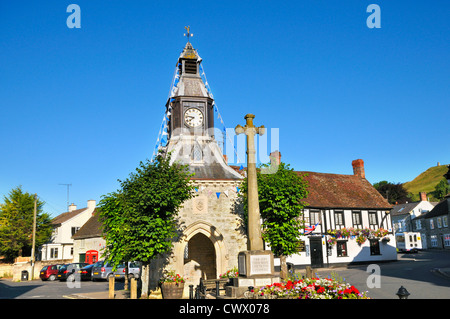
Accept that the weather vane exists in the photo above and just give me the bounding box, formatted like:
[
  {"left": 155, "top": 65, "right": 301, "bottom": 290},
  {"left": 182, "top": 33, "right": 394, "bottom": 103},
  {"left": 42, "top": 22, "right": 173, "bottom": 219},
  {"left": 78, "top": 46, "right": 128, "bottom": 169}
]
[{"left": 184, "top": 26, "right": 193, "bottom": 42}]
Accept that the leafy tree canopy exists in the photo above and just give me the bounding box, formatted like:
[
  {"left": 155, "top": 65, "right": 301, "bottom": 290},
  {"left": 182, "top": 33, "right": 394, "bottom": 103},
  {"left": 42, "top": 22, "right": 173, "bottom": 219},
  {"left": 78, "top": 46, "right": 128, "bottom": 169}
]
[
  {"left": 373, "top": 181, "right": 412, "bottom": 204},
  {"left": 240, "top": 162, "right": 309, "bottom": 257},
  {"left": 431, "top": 178, "right": 450, "bottom": 201},
  {"left": 0, "top": 186, "right": 52, "bottom": 262},
  {"left": 98, "top": 152, "right": 196, "bottom": 268}
]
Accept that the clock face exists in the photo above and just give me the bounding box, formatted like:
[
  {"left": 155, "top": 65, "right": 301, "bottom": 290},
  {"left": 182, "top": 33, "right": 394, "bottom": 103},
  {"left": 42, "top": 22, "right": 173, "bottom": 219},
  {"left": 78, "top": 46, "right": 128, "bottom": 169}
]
[{"left": 184, "top": 108, "right": 204, "bottom": 127}]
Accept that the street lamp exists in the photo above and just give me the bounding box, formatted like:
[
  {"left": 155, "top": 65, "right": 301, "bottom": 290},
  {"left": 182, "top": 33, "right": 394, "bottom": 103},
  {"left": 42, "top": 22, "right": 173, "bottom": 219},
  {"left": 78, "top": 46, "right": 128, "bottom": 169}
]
[{"left": 396, "top": 286, "right": 410, "bottom": 299}]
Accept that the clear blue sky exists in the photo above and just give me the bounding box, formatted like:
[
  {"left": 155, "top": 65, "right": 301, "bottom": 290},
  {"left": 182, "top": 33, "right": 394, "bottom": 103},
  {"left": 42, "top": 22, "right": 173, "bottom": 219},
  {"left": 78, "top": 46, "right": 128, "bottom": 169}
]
[{"left": 1, "top": 1, "right": 449, "bottom": 217}]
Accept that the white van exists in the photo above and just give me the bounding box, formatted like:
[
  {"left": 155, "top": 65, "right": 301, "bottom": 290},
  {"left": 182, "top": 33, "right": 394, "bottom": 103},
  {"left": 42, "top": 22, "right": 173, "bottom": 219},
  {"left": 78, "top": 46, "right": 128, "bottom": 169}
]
[{"left": 396, "top": 232, "right": 422, "bottom": 253}]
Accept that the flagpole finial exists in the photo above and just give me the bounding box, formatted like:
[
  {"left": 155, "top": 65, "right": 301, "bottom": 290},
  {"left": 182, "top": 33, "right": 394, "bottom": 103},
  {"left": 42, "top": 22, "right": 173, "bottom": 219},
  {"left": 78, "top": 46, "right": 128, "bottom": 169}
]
[{"left": 184, "top": 26, "right": 193, "bottom": 42}]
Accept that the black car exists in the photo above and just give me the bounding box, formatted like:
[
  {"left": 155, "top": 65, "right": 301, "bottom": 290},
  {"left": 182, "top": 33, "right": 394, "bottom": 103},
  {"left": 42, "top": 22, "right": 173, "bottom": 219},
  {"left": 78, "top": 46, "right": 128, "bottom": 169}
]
[
  {"left": 78, "top": 263, "right": 95, "bottom": 281},
  {"left": 57, "top": 263, "right": 88, "bottom": 281}
]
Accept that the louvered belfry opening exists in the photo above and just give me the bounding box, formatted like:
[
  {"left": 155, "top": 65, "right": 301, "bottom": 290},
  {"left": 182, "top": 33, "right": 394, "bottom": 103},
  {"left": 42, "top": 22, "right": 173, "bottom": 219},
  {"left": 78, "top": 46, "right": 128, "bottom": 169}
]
[{"left": 184, "top": 59, "right": 197, "bottom": 74}]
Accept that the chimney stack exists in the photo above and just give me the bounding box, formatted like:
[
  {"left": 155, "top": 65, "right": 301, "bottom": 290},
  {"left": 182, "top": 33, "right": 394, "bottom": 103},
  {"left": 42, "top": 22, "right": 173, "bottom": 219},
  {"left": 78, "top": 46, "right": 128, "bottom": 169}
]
[
  {"left": 352, "top": 159, "right": 365, "bottom": 179},
  {"left": 270, "top": 150, "right": 281, "bottom": 166},
  {"left": 87, "top": 199, "right": 96, "bottom": 210},
  {"left": 68, "top": 203, "right": 77, "bottom": 212},
  {"left": 419, "top": 192, "right": 427, "bottom": 202}
]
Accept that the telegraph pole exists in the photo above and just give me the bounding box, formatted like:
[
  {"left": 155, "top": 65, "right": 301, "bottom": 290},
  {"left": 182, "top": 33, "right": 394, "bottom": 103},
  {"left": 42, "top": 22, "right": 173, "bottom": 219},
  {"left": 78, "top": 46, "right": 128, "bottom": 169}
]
[
  {"left": 30, "top": 194, "right": 37, "bottom": 280},
  {"left": 59, "top": 183, "right": 72, "bottom": 212}
]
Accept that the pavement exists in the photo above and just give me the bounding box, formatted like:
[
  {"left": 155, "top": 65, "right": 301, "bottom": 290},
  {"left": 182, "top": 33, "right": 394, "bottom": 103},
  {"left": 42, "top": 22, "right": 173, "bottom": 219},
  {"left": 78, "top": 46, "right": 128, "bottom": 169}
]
[
  {"left": 66, "top": 287, "right": 163, "bottom": 299},
  {"left": 64, "top": 290, "right": 130, "bottom": 299},
  {"left": 433, "top": 268, "right": 450, "bottom": 279}
]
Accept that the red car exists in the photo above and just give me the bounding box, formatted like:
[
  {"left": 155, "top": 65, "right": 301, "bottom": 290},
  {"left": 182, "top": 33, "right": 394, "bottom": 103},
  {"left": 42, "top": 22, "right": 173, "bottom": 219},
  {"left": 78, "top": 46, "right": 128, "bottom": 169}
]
[{"left": 39, "top": 264, "right": 64, "bottom": 281}]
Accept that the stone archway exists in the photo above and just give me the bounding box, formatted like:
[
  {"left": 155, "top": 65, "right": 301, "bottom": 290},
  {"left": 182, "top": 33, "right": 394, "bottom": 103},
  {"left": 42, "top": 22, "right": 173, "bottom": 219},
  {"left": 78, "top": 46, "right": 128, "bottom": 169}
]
[
  {"left": 172, "top": 221, "right": 228, "bottom": 286},
  {"left": 184, "top": 233, "right": 216, "bottom": 280}
]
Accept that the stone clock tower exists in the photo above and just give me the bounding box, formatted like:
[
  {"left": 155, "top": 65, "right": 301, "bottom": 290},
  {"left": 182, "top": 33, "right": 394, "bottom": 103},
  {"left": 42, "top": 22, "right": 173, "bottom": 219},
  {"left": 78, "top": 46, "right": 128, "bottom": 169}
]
[
  {"left": 151, "top": 37, "right": 247, "bottom": 296},
  {"left": 162, "top": 40, "right": 242, "bottom": 180}
]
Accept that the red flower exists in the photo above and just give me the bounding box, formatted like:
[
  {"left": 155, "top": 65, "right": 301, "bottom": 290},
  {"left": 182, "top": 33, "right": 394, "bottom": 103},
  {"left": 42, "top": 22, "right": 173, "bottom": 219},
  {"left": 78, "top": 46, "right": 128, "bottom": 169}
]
[{"left": 286, "top": 281, "right": 294, "bottom": 289}]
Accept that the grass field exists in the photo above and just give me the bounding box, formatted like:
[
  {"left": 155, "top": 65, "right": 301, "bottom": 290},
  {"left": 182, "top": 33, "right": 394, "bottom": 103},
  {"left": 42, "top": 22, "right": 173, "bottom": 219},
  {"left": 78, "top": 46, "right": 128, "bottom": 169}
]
[{"left": 403, "top": 164, "right": 449, "bottom": 201}]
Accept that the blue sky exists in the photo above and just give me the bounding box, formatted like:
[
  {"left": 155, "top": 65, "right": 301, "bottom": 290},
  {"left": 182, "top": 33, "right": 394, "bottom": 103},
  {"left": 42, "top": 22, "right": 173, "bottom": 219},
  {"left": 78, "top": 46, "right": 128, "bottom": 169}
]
[{"left": 1, "top": 1, "right": 449, "bottom": 217}]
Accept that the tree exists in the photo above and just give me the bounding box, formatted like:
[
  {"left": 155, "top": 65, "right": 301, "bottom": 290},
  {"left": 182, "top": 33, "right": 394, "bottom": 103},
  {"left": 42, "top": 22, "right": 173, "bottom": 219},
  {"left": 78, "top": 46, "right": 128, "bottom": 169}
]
[
  {"left": 240, "top": 162, "right": 309, "bottom": 279},
  {"left": 0, "top": 186, "right": 52, "bottom": 262},
  {"left": 98, "top": 152, "right": 196, "bottom": 298},
  {"left": 431, "top": 178, "right": 450, "bottom": 201},
  {"left": 373, "top": 181, "right": 412, "bottom": 204}
]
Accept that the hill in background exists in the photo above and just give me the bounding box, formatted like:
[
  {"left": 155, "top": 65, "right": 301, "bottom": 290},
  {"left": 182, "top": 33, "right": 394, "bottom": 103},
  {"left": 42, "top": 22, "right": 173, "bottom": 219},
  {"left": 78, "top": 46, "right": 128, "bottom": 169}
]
[{"left": 403, "top": 164, "right": 449, "bottom": 202}]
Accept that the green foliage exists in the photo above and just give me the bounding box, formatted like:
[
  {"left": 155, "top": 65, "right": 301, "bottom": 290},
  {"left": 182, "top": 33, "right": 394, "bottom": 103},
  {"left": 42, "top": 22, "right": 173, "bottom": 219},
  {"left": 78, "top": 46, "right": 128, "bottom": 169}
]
[
  {"left": 0, "top": 186, "right": 52, "bottom": 262},
  {"left": 98, "top": 152, "right": 196, "bottom": 269},
  {"left": 431, "top": 178, "right": 450, "bottom": 201},
  {"left": 373, "top": 181, "right": 412, "bottom": 204},
  {"left": 240, "top": 162, "right": 309, "bottom": 257}
]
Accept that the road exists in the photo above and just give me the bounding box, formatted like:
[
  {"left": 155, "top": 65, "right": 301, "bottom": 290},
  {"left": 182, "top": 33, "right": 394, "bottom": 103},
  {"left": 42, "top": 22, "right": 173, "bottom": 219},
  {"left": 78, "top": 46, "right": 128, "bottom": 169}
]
[
  {"left": 0, "top": 277, "right": 124, "bottom": 299},
  {"left": 313, "top": 250, "right": 450, "bottom": 299},
  {"left": 1, "top": 250, "right": 450, "bottom": 299}
]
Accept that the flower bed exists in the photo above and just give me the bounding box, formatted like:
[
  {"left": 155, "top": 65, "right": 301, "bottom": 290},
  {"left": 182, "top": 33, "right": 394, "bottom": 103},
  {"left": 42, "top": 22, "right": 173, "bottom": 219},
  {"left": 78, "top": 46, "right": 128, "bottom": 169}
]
[{"left": 255, "top": 277, "right": 369, "bottom": 299}]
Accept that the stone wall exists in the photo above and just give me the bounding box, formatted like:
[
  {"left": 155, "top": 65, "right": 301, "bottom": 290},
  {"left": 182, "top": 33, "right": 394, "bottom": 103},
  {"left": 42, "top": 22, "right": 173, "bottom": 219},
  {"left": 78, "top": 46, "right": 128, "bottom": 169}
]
[
  {"left": 6, "top": 259, "right": 73, "bottom": 281},
  {"left": 149, "top": 179, "right": 247, "bottom": 297}
]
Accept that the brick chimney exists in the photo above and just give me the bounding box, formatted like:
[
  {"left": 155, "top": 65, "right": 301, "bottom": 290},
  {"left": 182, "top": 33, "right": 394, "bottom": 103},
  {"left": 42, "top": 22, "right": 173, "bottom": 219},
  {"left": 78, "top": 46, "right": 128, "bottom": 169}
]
[
  {"left": 68, "top": 203, "right": 77, "bottom": 212},
  {"left": 270, "top": 150, "right": 281, "bottom": 166},
  {"left": 352, "top": 159, "right": 365, "bottom": 178},
  {"left": 419, "top": 192, "right": 427, "bottom": 202}
]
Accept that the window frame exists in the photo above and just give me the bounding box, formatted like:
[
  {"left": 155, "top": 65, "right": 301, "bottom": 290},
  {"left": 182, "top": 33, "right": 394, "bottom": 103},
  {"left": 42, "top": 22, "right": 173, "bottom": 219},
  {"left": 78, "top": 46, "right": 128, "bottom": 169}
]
[
  {"left": 310, "top": 210, "right": 321, "bottom": 226},
  {"left": 352, "top": 211, "right": 362, "bottom": 228},
  {"left": 336, "top": 240, "right": 348, "bottom": 257},
  {"left": 368, "top": 211, "right": 378, "bottom": 229},
  {"left": 334, "top": 211, "right": 345, "bottom": 229}
]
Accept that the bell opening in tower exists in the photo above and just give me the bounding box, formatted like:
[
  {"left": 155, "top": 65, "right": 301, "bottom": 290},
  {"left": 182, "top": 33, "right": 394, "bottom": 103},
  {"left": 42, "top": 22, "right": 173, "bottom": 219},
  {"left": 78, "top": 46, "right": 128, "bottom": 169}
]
[{"left": 184, "top": 59, "right": 197, "bottom": 75}]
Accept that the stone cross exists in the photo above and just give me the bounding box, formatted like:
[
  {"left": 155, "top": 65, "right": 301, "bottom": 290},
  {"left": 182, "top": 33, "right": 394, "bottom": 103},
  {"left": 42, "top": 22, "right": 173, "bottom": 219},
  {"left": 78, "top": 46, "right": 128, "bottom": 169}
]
[{"left": 235, "top": 114, "right": 266, "bottom": 251}]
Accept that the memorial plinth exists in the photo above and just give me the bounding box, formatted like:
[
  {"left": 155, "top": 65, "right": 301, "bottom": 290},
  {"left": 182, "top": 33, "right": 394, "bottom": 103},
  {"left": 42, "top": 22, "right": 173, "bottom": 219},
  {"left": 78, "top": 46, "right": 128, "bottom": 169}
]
[{"left": 226, "top": 250, "right": 279, "bottom": 298}]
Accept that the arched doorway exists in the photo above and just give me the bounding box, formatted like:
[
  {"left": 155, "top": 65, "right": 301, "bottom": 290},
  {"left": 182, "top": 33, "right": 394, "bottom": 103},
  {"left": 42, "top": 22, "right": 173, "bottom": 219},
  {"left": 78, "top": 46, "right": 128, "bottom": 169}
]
[{"left": 184, "top": 233, "right": 216, "bottom": 280}]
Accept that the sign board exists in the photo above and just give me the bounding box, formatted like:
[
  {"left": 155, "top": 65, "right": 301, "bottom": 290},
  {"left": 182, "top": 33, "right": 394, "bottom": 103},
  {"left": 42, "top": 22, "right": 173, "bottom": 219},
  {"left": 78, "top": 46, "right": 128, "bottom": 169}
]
[{"left": 297, "top": 240, "right": 306, "bottom": 252}]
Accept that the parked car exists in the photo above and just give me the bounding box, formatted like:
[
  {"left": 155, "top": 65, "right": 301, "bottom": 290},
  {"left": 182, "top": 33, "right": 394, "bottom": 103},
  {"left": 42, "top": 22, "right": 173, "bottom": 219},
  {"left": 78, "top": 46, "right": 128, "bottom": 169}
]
[
  {"left": 57, "top": 263, "right": 88, "bottom": 281},
  {"left": 91, "top": 260, "right": 123, "bottom": 281},
  {"left": 114, "top": 261, "right": 142, "bottom": 281},
  {"left": 39, "top": 264, "right": 64, "bottom": 281},
  {"left": 78, "top": 263, "right": 95, "bottom": 281}
]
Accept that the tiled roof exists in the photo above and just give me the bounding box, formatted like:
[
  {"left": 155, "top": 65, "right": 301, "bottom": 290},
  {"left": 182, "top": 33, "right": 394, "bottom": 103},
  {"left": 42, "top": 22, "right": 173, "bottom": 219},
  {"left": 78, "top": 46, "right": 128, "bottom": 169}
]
[
  {"left": 51, "top": 207, "right": 88, "bottom": 226},
  {"left": 423, "top": 195, "right": 450, "bottom": 219},
  {"left": 298, "top": 171, "right": 392, "bottom": 210},
  {"left": 230, "top": 165, "right": 391, "bottom": 210},
  {"left": 71, "top": 209, "right": 103, "bottom": 239},
  {"left": 390, "top": 202, "right": 421, "bottom": 216}
]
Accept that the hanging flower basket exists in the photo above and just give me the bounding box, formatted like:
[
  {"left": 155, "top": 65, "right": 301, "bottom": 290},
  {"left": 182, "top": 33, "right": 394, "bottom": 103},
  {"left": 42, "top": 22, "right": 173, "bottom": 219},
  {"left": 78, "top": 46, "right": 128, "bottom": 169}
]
[{"left": 327, "top": 227, "right": 390, "bottom": 246}]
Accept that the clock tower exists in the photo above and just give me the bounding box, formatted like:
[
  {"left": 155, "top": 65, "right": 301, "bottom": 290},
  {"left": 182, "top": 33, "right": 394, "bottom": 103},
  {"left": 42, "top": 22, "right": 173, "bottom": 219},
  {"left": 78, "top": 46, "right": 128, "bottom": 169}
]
[
  {"left": 149, "top": 31, "right": 247, "bottom": 295},
  {"left": 162, "top": 40, "right": 242, "bottom": 180}
]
